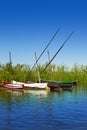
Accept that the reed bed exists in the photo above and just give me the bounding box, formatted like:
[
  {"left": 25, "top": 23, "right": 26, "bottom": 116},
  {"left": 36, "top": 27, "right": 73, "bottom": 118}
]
[{"left": 0, "top": 63, "right": 87, "bottom": 85}]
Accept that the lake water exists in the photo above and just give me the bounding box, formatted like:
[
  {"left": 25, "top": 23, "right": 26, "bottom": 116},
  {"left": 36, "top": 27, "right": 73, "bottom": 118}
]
[{"left": 0, "top": 86, "right": 87, "bottom": 130}]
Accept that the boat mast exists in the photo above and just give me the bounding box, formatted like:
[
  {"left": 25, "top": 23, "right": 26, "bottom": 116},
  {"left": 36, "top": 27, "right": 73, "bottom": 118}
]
[
  {"left": 35, "top": 51, "right": 41, "bottom": 83},
  {"left": 47, "top": 50, "right": 52, "bottom": 80},
  {"left": 9, "top": 51, "right": 12, "bottom": 79},
  {"left": 9, "top": 51, "right": 12, "bottom": 66},
  {"left": 31, "top": 28, "right": 60, "bottom": 71},
  {"left": 41, "top": 32, "right": 74, "bottom": 74}
]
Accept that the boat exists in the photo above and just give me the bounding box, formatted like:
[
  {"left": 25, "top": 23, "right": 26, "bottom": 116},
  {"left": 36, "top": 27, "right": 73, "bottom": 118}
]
[
  {"left": 12, "top": 80, "right": 48, "bottom": 90},
  {"left": 59, "top": 80, "right": 78, "bottom": 85},
  {"left": 41, "top": 79, "right": 77, "bottom": 90},
  {"left": 46, "top": 81, "right": 61, "bottom": 91},
  {"left": 3, "top": 82, "right": 24, "bottom": 89}
]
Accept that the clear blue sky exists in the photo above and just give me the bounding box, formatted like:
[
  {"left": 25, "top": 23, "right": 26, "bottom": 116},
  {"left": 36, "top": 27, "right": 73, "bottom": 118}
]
[{"left": 0, "top": 0, "right": 87, "bottom": 68}]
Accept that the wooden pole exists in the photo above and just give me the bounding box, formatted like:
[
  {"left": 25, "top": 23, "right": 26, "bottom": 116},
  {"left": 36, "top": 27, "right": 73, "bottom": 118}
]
[
  {"left": 31, "top": 28, "right": 60, "bottom": 70},
  {"left": 35, "top": 51, "right": 41, "bottom": 83},
  {"left": 9, "top": 51, "right": 12, "bottom": 79},
  {"left": 47, "top": 51, "right": 53, "bottom": 80},
  {"left": 41, "top": 32, "right": 74, "bottom": 74}
]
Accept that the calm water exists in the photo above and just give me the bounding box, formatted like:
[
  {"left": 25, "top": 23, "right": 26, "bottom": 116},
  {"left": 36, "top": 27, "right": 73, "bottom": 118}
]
[{"left": 0, "top": 86, "right": 87, "bottom": 130}]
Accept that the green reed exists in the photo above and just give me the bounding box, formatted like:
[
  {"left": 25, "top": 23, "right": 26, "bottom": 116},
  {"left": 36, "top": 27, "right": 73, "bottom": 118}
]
[{"left": 0, "top": 62, "right": 87, "bottom": 85}]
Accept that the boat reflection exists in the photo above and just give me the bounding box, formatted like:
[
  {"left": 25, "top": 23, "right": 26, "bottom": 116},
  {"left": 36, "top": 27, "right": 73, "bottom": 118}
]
[
  {"left": 4, "top": 89, "right": 49, "bottom": 97},
  {"left": 5, "top": 89, "right": 24, "bottom": 96},
  {"left": 23, "top": 89, "right": 49, "bottom": 96}
]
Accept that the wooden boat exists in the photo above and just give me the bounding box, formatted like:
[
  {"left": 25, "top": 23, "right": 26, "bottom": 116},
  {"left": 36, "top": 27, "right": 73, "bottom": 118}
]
[
  {"left": 41, "top": 79, "right": 77, "bottom": 90},
  {"left": 59, "top": 83, "right": 73, "bottom": 90},
  {"left": 12, "top": 80, "right": 48, "bottom": 90},
  {"left": 3, "top": 82, "right": 24, "bottom": 89},
  {"left": 59, "top": 80, "right": 78, "bottom": 85},
  {"left": 46, "top": 81, "right": 61, "bottom": 90}
]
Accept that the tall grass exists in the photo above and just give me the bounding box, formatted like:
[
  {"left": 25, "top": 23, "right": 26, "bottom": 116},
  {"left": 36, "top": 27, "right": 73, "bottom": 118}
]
[{"left": 0, "top": 62, "right": 87, "bottom": 85}]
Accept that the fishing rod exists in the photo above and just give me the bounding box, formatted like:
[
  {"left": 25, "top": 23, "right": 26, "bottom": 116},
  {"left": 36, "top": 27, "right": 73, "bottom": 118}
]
[
  {"left": 40, "top": 32, "right": 74, "bottom": 74},
  {"left": 31, "top": 28, "right": 60, "bottom": 70}
]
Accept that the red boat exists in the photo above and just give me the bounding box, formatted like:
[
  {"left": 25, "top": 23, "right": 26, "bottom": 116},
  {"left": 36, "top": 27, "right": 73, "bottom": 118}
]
[{"left": 3, "top": 82, "right": 24, "bottom": 89}]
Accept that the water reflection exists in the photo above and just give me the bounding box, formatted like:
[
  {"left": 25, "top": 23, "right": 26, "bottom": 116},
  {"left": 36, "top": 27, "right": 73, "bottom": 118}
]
[
  {"left": 0, "top": 85, "right": 87, "bottom": 130},
  {"left": 0, "top": 85, "right": 86, "bottom": 101},
  {"left": 2, "top": 89, "right": 49, "bottom": 97},
  {"left": 24, "top": 89, "right": 48, "bottom": 96},
  {"left": 4, "top": 89, "right": 23, "bottom": 96}
]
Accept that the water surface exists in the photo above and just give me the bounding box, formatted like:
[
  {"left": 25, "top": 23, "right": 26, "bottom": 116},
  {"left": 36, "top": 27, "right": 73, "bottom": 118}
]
[{"left": 0, "top": 86, "right": 87, "bottom": 130}]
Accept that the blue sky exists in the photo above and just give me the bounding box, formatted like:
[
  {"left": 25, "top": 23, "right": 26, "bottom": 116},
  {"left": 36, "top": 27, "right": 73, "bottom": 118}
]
[{"left": 0, "top": 0, "right": 87, "bottom": 68}]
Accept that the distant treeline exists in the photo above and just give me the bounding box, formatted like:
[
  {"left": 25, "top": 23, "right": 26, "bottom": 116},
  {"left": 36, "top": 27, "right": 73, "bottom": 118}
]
[{"left": 0, "top": 62, "right": 87, "bottom": 84}]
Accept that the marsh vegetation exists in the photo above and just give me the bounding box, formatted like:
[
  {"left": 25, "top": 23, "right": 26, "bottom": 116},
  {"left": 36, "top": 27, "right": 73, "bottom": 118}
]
[{"left": 0, "top": 62, "right": 87, "bottom": 85}]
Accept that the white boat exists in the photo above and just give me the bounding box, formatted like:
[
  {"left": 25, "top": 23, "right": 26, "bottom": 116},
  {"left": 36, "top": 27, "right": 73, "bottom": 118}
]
[
  {"left": 12, "top": 80, "right": 48, "bottom": 89},
  {"left": 3, "top": 82, "right": 24, "bottom": 89}
]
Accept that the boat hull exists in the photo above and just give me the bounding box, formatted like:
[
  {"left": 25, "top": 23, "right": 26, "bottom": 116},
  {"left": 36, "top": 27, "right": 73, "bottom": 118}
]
[
  {"left": 3, "top": 82, "right": 24, "bottom": 89},
  {"left": 41, "top": 79, "right": 77, "bottom": 90},
  {"left": 12, "top": 80, "right": 47, "bottom": 89}
]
